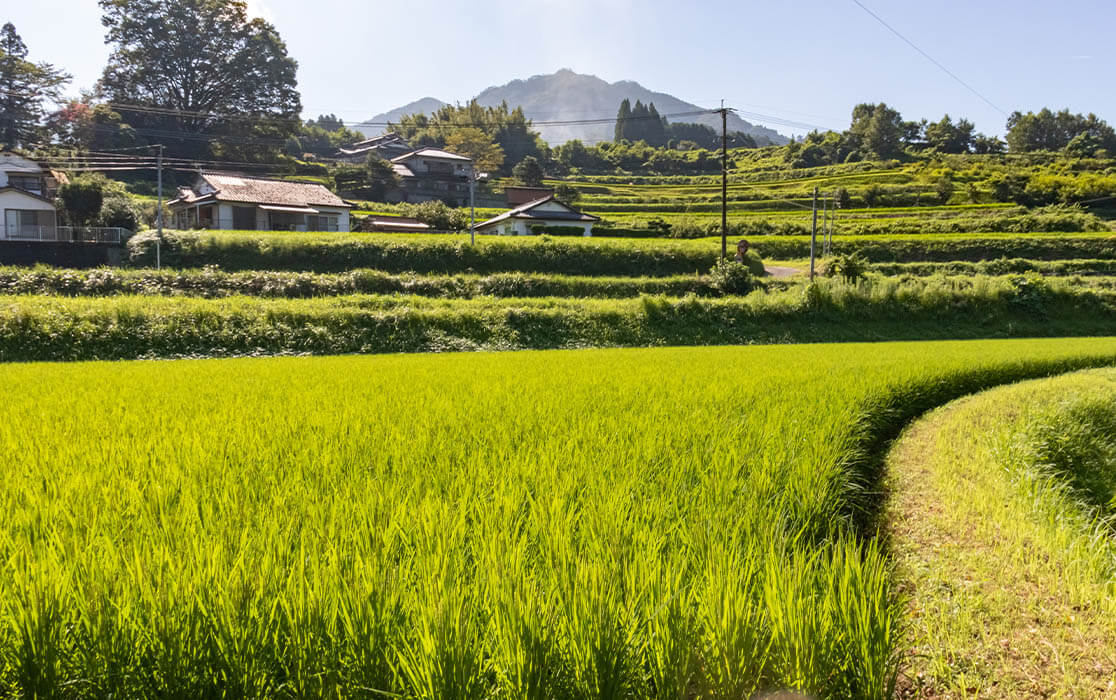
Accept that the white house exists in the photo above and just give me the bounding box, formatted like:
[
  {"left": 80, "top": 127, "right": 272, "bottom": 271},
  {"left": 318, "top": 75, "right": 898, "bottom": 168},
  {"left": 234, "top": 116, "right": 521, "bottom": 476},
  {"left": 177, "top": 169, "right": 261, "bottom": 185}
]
[
  {"left": 0, "top": 152, "right": 59, "bottom": 240},
  {"left": 168, "top": 172, "right": 352, "bottom": 232},
  {"left": 475, "top": 195, "right": 600, "bottom": 236}
]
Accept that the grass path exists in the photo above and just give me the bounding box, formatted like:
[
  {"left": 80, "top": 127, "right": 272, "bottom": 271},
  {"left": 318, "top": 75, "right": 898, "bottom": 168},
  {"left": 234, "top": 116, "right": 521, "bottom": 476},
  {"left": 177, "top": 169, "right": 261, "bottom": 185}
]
[{"left": 885, "top": 371, "right": 1116, "bottom": 698}]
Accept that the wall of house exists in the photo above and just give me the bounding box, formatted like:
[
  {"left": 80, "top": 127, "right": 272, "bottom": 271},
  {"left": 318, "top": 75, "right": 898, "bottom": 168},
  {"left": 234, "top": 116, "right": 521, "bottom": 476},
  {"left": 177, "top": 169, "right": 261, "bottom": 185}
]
[
  {"left": 485, "top": 219, "right": 593, "bottom": 237},
  {"left": 1, "top": 190, "right": 58, "bottom": 240}
]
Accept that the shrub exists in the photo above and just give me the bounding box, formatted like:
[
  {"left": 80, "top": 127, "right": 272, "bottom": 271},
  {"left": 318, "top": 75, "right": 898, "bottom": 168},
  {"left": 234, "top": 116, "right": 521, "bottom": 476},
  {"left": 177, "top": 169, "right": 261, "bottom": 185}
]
[{"left": 708, "top": 259, "right": 756, "bottom": 295}]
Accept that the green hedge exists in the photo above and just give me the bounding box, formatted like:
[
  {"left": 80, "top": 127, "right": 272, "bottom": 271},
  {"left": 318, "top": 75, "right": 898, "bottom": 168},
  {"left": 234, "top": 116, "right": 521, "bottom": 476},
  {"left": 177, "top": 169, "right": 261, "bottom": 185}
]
[
  {"left": 127, "top": 231, "right": 720, "bottom": 276},
  {"left": 871, "top": 258, "right": 1116, "bottom": 277},
  {"left": 3, "top": 275, "right": 1116, "bottom": 361},
  {"left": 750, "top": 236, "right": 1116, "bottom": 262},
  {"left": 0, "top": 266, "right": 717, "bottom": 299}
]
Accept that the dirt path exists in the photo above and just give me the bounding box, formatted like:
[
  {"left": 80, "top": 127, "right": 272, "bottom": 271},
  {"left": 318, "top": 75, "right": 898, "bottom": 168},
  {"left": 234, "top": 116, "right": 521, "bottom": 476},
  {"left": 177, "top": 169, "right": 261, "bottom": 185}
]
[
  {"left": 764, "top": 265, "right": 802, "bottom": 278},
  {"left": 884, "top": 381, "right": 1116, "bottom": 698}
]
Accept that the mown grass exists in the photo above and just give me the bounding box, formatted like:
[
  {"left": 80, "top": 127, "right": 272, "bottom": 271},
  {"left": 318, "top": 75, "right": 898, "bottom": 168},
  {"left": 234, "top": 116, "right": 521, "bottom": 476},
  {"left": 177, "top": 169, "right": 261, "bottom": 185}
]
[
  {"left": 1, "top": 274, "right": 1115, "bottom": 360},
  {"left": 887, "top": 369, "right": 1116, "bottom": 697},
  {"left": 3, "top": 340, "right": 1116, "bottom": 697}
]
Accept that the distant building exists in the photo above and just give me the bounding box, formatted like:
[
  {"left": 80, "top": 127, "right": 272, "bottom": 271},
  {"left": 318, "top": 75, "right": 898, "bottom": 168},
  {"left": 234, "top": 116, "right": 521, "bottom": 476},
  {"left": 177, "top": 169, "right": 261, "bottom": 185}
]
[
  {"left": 359, "top": 214, "right": 432, "bottom": 233},
  {"left": 389, "top": 147, "right": 474, "bottom": 205},
  {"left": 168, "top": 172, "right": 352, "bottom": 232},
  {"left": 336, "top": 133, "right": 412, "bottom": 163},
  {"left": 504, "top": 185, "right": 554, "bottom": 207},
  {"left": 475, "top": 195, "right": 599, "bottom": 236},
  {"left": 1, "top": 152, "right": 60, "bottom": 240}
]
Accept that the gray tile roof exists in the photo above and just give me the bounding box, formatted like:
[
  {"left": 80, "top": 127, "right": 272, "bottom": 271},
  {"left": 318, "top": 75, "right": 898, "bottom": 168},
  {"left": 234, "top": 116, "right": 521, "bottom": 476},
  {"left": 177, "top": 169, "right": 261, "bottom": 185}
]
[{"left": 170, "top": 173, "right": 350, "bottom": 208}]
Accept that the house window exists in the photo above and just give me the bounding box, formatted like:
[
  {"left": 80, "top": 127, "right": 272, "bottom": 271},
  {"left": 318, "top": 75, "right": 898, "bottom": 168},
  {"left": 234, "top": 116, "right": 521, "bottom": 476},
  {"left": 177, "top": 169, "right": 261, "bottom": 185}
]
[
  {"left": 7, "top": 175, "right": 43, "bottom": 195},
  {"left": 4, "top": 209, "right": 56, "bottom": 239},
  {"left": 232, "top": 206, "right": 256, "bottom": 230},
  {"left": 309, "top": 215, "right": 338, "bottom": 232}
]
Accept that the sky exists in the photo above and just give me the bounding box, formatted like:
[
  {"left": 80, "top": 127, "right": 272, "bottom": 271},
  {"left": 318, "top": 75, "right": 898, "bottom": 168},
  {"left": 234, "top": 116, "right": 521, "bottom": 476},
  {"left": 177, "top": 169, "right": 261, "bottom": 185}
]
[{"left": 6, "top": 0, "right": 1115, "bottom": 138}]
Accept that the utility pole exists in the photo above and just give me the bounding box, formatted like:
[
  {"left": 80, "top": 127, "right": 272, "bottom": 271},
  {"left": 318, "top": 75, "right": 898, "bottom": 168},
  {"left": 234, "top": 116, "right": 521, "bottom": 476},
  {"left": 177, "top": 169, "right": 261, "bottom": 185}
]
[
  {"left": 720, "top": 102, "right": 729, "bottom": 260},
  {"left": 809, "top": 186, "right": 819, "bottom": 281},
  {"left": 469, "top": 172, "right": 476, "bottom": 245},
  {"left": 156, "top": 144, "right": 163, "bottom": 270}
]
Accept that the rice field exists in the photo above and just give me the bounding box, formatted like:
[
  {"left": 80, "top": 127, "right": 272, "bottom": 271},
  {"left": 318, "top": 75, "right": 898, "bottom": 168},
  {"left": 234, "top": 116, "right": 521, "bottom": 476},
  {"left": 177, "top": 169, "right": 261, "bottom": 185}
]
[{"left": 3, "top": 339, "right": 1116, "bottom": 697}]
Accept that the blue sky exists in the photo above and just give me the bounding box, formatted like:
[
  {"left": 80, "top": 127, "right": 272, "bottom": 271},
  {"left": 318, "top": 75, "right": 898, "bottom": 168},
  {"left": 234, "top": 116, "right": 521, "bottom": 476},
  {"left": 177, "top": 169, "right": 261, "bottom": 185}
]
[{"left": 6, "top": 0, "right": 1114, "bottom": 138}]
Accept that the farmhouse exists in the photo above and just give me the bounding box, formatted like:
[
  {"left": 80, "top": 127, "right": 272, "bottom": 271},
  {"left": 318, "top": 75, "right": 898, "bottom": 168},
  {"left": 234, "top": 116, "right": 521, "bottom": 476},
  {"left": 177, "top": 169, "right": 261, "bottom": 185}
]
[
  {"left": 389, "top": 147, "right": 474, "bottom": 205},
  {"left": 168, "top": 172, "right": 351, "bottom": 232},
  {"left": 0, "top": 152, "right": 61, "bottom": 240},
  {"left": 475, "top": 195, "right": 599, "bottom": 236},
  {"left": 336, "top": 132, "right": 412, "bottom": 163}
]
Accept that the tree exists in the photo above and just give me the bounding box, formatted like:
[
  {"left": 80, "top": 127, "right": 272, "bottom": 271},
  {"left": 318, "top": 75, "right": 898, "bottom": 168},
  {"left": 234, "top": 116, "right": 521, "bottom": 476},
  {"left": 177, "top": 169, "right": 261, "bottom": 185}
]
[
  {"left": 554, "top": 183, "right": 580, "bottom": 204},
  {"left": 0, "top": 23, "right": 70, "bottom": 148},
  {"left": 513, "top": 156, "right": 545, "bottom": 187},
  {"left": 935, "top": 175, "right": 955, "bottom": 204},
  {"left": 835, "top": 187, "right": 851, "bottom": 209},
  {"left": 847, "top": 103, "right": 904, "bottom": 159},
  {"left": 47, "top": 98, "right": 139, "bottom": 150},
  {"left": 332, "top": 154, "right": 399, "bottom": 202},
  {"left": 614, "top": 98, "right": 631, "bottom": 142},
  {"left": 444, "top": 126, "right": 504, "bottom": 173},
  {"left": 1005, "top": 108, "right": 1116, "bottom": 153},
  {"left": 97, "top": 0, "right": 300, "bottom": 160},
  {"left": 924, "top": 114, "right": 974, "bottom": 154},
  {"left": 392, "top": 100, "right": 547, "bottom": 175},
  {"left": 971, "top": 133, "right": 1005, "bottom": 154},
  {"left": 59, "top": 177, "right": 105, "bottom": 225}
]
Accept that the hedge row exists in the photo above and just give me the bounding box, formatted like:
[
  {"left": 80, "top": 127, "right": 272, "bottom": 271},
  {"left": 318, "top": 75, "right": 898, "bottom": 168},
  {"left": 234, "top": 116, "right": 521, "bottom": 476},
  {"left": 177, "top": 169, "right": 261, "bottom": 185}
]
[
  {"left": 0, "top": 267, "right": 720, "bottom": 299},
  {"left": 2, "top": 275, "right": 1114, "bottom": 361},
  {"left": 750, "top": 236, "right": 1116, "bottom": 263},
  {"left": 871, "top": 258, "right": 1116, "bottom": 277},
  {"left": 127, "top": 231, "right": 721, "bottom": 276}
]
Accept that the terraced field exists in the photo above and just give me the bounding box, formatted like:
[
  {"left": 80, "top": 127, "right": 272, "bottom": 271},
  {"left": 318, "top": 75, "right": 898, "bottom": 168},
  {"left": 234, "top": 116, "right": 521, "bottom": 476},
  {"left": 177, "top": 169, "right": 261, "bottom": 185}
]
[{"left": 3, "top": 340, "right": 1116, "bottom": 697}]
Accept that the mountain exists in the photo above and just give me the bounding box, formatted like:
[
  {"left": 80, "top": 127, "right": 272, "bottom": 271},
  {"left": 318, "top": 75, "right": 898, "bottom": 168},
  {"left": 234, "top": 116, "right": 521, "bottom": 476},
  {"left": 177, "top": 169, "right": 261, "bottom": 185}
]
[
  {"left": 355, "top": 97, "right": 448, "bottom": 134},
  {"left": 354, "top": 70, "right": 787, "bottom": 146}
]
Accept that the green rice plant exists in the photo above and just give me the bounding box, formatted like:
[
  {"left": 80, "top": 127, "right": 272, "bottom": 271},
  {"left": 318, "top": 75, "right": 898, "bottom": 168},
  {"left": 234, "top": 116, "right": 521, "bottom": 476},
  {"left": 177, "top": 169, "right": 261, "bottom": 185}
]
[{"left": 2, "top": 340, "right": 1116, "bottom": 696}]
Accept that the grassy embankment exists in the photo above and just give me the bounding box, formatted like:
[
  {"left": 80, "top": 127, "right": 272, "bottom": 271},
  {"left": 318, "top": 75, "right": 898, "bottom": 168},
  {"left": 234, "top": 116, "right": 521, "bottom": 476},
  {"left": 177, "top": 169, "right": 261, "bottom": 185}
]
[
  {"left": 887, "top": 369, "right": 1116, "bottom": 696},
  {"left": 4, "top": 339, "right": 1116, "bottom": 697}
]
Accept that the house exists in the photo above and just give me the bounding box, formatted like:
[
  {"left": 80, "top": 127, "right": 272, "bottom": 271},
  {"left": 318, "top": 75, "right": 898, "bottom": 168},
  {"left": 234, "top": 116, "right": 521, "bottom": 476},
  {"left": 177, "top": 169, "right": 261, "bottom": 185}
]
[
  {"left": 359, "top": 214, "right": 432, "bottom": 233},
  {"left": 0, "top": 152, "right": 60, "bottom": 240},
  {"left": 475, "top": 195, "right": 599, "bottom": 236},
  {"left": 389, "top": 147, "right": 474, "bottom": 205},
  {"left": 504, "top": 186, "right": 554, "bottom": 207},
  {"left": 168, "top": 172, "right": 352, "bottom": 232},
  {"left": 336, "top": 132, "right": 413, "bottom": 163}
]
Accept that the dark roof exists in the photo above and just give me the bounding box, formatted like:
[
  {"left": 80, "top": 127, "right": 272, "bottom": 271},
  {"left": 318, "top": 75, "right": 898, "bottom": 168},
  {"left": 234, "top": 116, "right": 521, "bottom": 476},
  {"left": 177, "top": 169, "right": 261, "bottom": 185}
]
[
  {"left": 476, "top": 195, "right": 599, "bottom": 229},
  {"left": 168, "top": 173, "right": 350, "bottom": 208}
]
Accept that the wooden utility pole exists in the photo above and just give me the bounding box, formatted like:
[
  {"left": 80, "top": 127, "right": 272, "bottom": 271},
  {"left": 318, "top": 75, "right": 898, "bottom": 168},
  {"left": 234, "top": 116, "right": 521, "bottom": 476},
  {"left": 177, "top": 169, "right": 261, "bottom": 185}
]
[
  {"left": 720, "top": 104, "right": 728, "bottom": 260},
  {"left": 809, "top": 187, "right": 819, "bottom": 281}
]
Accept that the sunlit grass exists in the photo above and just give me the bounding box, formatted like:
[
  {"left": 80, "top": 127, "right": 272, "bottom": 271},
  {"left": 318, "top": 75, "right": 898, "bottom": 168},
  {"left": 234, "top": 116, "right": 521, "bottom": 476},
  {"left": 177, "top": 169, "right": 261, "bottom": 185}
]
[{"left": 2, "top": 340, "right": 1116, "bottom": 696}]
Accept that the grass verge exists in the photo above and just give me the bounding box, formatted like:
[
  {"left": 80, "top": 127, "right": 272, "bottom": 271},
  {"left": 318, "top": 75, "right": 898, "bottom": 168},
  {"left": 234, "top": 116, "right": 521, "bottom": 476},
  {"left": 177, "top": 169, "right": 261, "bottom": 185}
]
[{"left": 885, "top": 370, "right": 1116, "bottom": 697}]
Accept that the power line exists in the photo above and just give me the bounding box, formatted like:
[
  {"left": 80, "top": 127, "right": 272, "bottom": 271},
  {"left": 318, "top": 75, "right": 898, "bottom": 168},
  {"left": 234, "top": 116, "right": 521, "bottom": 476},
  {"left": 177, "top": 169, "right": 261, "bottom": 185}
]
[{"left": 849, "top": 0, "right": 1007, "bottom": 116}]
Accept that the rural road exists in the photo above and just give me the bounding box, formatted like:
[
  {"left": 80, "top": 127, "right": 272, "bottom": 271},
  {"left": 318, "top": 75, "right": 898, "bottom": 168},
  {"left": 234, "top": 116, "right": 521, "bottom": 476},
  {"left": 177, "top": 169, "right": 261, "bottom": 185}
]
[{"left": 764, "top": 265, "right": 802, "bottom": 278}]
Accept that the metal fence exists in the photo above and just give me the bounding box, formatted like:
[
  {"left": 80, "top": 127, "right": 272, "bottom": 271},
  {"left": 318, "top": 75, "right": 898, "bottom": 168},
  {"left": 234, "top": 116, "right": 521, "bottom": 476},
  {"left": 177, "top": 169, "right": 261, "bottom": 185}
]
[{"left": 5, "top": 226, "right": 133, "bottom": 244}]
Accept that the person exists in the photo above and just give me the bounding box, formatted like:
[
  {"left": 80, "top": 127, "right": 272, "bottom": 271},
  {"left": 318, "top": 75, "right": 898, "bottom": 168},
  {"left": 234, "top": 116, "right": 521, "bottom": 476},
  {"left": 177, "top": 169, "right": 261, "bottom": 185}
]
[{"left": 734, "top": 238, "right": 749, "bottom": 263}]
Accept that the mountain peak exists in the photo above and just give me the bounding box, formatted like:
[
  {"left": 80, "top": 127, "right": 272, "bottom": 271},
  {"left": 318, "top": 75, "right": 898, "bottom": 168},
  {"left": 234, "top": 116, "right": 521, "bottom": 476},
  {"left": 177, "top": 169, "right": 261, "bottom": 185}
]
[{"left": 356, "top": 70, "right": 787, "bottom": 146}]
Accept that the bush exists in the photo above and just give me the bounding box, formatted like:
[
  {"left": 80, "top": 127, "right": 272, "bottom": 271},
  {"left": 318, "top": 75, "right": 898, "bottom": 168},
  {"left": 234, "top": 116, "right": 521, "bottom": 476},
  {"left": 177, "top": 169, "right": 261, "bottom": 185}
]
[
  {"left": 823, "top": 253, "right": 869, "bottom": 283},
  {"left": 708, "top": 259, "right": 756, "bottom": 295}
]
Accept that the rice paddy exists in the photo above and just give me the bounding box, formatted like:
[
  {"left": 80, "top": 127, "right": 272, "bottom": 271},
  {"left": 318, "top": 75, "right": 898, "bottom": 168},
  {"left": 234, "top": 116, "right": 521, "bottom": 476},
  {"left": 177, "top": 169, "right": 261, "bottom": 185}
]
[{"left": 3, "top": 339, "right": 1116, "bottom": 697}]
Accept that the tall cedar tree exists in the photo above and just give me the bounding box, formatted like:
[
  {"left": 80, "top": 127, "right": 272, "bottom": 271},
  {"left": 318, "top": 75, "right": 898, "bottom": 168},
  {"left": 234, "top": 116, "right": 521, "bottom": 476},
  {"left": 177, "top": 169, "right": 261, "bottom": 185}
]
[
  {"left": 97, "top": 0, "right": 300, "bottom": 160},
  {"left": 0, "top": 23, "right": 70, "bottom": 148},
  {"left": 614, "top": 98, "right": 631, "bottom": 142}
]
